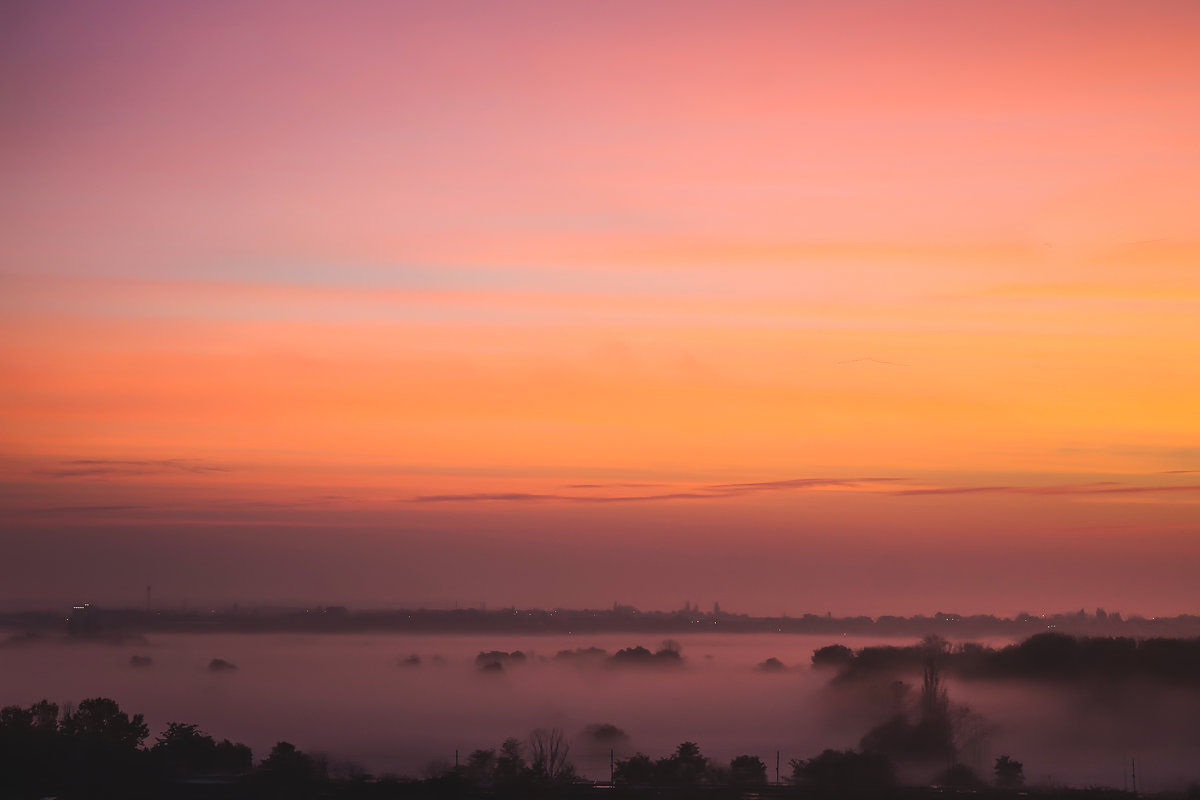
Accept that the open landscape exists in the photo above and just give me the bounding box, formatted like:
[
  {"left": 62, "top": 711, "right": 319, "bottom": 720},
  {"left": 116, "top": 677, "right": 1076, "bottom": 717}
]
[{"left": 4, "top": 1, "right": 1199, "bottom": 797}]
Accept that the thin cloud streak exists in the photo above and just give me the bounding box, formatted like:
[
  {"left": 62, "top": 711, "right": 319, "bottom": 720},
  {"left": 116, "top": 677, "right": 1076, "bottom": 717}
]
[
  {"left": 23, "top": 505, "right": 148, "bottom": 514},
  {"left": 563, "top": 483, "right": 667, "bottom": 489},
  {"left": 412, "top": 477, "right": 904, "bottom": 504},
  {"left": 411, "top": 492, "right": 720, "bottom": 504},
  {"left": 894, "top": 483, "right": 1200, "bottom": 497},
  {"left": 414, "top": 479, "right": 1200, "bottom": 504},
  {"left": 40, "top": 459, "right": 231, "bottom": 478},
  {"left": 710, "top": 477, "right": 902, "bottom": 492}
]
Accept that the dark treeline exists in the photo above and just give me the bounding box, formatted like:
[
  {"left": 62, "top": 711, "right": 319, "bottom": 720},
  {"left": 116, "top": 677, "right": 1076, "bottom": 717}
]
[
  {"left": 2, "top": 696, "right": 1176, "bottom": 800},
  {"left": 5, "top": 603, "right": 1200, "bottom": 640},
  {"left": 817, "top": 632, "right": 1200, "bottom": 684},
  {"left": 475, "top": 642, "right": 684, "bottom": 671}
]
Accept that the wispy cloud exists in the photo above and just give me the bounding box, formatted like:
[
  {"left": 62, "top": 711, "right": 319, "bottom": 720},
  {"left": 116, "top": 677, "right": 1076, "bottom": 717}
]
[
  {"left": 894, "top": 482, "right": 1200, "bottom": 497},
  {"left": 40, "top": 459, "right": 230, "bottom": 478},
  {"left": 23, "top": 505, "right": 148, "bottom": 514},
  {"left": 563, "top": 483, "right": 666, "bottom": 489},
  {"left": 710, "top": 477, "right": 901, "bottom": 492},
  {"left": 412, "top": 477, "right": 902, "bottom": 504},
  {"left": 412, "top": 491, "right": 718, "bottom": 504}
]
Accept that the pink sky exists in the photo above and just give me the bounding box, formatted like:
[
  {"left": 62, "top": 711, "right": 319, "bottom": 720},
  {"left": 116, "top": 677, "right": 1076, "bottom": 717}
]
[{"left": 2, "top": 1, "right": 1199, "bottom": 614}]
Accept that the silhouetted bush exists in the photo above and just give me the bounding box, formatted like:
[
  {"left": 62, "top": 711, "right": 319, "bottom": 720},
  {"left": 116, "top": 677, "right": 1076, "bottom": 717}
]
[
  {"left": 614, "top": 752, "right": 656, "bottom": 785},
  {"left": 152, "top": 721, "right": 251, "bottom": 775},
  {"left": 995, "top": 754, "right": 1024, "bottom": 788},
  {"left": 937, "top": 763, "right": 985, "bottom": 789},
  {"left": 730, "top": 754, "right": 768, "bottom": 785},
  {"left": 609, "top": 643, "right": 684, "bottom": 667},
  {"left": 812, "top": 644, "right": 854, "bottom": 668},
  {"left": 475, "top": 650, "right": 527, "bottom": 669},
  {"left": 791, "top": 749, "right": 895, "bottom": 794},
  {"left": 554, "top": 646, "right": 608, "bottom": 663}
]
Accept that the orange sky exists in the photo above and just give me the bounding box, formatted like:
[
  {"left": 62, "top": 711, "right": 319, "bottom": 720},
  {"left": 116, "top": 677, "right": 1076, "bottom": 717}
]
[{"left": 2, "top": 1, "right": 1199, "bottom": 614}]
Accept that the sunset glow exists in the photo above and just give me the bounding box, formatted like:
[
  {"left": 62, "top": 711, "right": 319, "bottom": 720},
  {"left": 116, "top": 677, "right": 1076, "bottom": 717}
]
[{"left": 3, "top": 1, "right": 1199, "bottom": 614}]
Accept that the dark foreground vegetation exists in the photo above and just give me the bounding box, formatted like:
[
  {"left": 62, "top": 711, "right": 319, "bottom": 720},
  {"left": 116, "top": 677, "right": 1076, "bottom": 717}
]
[
  {"left": 3, "top": 694, "right": 1197, "bottom": 800},
  {"left": 816, "top": 632, "right": 1200, "bottom": 684}
]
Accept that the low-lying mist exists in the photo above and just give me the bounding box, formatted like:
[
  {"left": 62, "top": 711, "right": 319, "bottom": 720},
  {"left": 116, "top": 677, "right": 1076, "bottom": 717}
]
[{"left": 2, "top": 631, "right": 1197, "bottom": 789}]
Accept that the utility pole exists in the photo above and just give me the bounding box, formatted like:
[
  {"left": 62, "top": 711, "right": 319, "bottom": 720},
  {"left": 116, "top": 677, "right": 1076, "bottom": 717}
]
[
  {"left": 776, "top": 750, "right": 780, "bottom": 785},
  {"left": 610, "top": 748, "right": 614, "bottom": 786},
  {"left": 1132, "top": 756, "right": 1137, "bottom": 795},
  {"left": 146, "top": 585, "right": 151, "bottom": 613}
]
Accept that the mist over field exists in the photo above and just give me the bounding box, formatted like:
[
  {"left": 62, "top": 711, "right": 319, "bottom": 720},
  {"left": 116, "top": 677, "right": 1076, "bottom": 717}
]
[{"left": 3, "top": 632, "right": 1198, "bottom": 790}]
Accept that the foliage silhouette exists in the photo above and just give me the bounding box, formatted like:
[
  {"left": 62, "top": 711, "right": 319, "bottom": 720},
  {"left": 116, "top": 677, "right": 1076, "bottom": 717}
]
[
  {"left": 757, "top": 656, "right": 788, "bottom": 672},
  {"left": 609, "top": 642, "right": 684, "bottom": 667},
  {"left": 494, "top": 736, "right": 526, "bottom": 782},
  {"left": 613, "top": 752, "right": 656, "bottom": 785},
  {"left": 613, "top": 741, "right": 714, "bottom": 786},
  {"left": 475, "top": 650, "right": 527, "bottom": 671},
  {"left": 152, "top": 721, "right": 251, "bottom": 775},
  {"left": 937, "top": 763, "right": 986, "bottom": 789},
  {"left": 995, "top": 754, "right": 1025, "bottom": 788},
  {"left": 62, "top": 696, "right": 150, "bottom": 749},
  {"left": 859, "top": 661, "right": 955, "bottom": 767},
  {"left": 791, "top": 748, "right": 895, "bottom": 794},
  {"left": 730, "top": 754, "right": 768, "bottom": 785},
  {"left": 812, "top": 643, "right": 855, "bottom": 668},
  {"left": 828, "top": 632, "right": 1200, "bottom": 684}
]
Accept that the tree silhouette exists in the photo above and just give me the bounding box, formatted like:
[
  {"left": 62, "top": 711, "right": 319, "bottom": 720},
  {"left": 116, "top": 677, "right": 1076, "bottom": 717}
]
[
  {"left": 464, "top": 748, "right": 496, "bottom": 784},
  {"left": 152, "top": 722, "right": 251, "bottom": 775},
  {"left": 256, "top": 741, "right": 324, "bottom": 799},
  {"left": 656, "top": 741, "right": 708, "bottom": 785},
  {"left": 859, "top": 660, "right": 957, "bottom": 766},
  {"left": 791, "top": 749, "right": 894, "bottom": 793},
  {"left": 62, "top": 697, "right": 149, "bottom": 749},
  {"left": 812, "top": 644, "right": 854, "bottom": 668},
  {"left": 995, "top": 754, "right": 1024, "bottom": 788},
  {"left": 153, "top": 722, "right": 217, "bottom": 773},
  {"left": 528, "top": 727, "right": 574, "bottom": 782},
  {"left": 494, "top": 736, "right": 526, "bottom": 782},
  {"left": 730, "top": 754, "right": 768, "bottom": 785},
  {"left": 614, "top": 753, "right": 656, "bottom": 785},
  {"left": 937, "top": 763, "right": 985, "bottom": 789}
]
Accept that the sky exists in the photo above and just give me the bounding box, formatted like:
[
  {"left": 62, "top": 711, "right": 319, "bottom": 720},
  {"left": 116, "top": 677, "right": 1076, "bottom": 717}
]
[{"left": 2, "top": 0, "right": 1199, "bottom": 616}]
